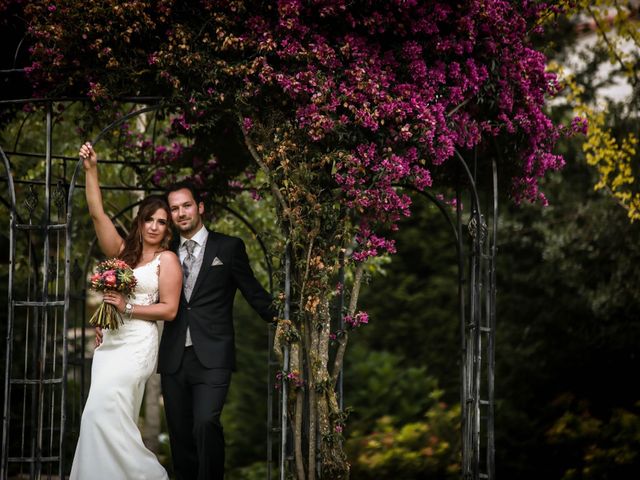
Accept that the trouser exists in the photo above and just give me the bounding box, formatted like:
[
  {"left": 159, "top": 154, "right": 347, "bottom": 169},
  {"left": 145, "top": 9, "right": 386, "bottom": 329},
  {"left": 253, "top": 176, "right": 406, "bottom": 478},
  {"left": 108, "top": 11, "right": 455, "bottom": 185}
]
[{"left": 162, "top": 347, "right": 231, "bottom": 480}]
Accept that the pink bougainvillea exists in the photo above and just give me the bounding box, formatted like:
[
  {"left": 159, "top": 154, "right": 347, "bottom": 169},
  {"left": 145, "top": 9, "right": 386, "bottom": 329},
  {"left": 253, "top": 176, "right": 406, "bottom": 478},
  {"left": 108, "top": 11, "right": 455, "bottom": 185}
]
[{"left": 12, "top": 0, "right": 581, "bottom": 263}]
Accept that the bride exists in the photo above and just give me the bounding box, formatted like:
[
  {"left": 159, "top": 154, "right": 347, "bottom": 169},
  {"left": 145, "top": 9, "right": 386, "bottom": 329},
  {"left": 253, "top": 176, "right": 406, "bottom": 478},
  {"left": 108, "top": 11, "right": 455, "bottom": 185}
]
[{"left": 70, "top": 142, "right": 182, "bottom": 479}]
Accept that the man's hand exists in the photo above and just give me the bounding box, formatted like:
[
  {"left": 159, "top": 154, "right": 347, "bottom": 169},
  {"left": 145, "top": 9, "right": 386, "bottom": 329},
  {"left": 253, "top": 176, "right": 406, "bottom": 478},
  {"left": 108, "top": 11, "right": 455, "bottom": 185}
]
[
  {"left": 95, "top": 326, "right": 103, "bottom": 348},
  {"left": 273, "top": 319, "right": 299, "bottom": 364},
  {"left": 274, "top": 318, "right": 286, "bottom": 341}
]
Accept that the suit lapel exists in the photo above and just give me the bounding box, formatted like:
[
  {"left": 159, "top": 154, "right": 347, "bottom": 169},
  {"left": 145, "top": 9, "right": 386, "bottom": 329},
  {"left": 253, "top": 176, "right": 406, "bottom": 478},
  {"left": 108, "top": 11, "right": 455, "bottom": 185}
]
[{"left": 189, "top": 232, "right": 219, "bottom": 301}]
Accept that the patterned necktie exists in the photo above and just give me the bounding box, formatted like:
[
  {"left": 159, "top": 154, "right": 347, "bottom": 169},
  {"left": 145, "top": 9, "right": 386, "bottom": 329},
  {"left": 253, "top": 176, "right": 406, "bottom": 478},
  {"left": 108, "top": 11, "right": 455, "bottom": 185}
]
[{"left": 182, "top": 239, "right": 197, "bottom": 279}]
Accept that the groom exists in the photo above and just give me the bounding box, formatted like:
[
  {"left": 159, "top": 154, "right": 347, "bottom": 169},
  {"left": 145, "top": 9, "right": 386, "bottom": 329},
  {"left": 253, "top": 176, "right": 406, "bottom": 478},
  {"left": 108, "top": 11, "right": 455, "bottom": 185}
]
[{"left": 159, "top": 181, "right": 276, "bottom": 480}]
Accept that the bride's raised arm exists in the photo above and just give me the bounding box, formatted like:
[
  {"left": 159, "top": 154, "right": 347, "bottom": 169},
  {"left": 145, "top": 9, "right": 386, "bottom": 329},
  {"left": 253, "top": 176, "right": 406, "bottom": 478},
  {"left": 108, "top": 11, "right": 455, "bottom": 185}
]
[{"left": 79, "top": 142, "right": 124, "bottom": 258}]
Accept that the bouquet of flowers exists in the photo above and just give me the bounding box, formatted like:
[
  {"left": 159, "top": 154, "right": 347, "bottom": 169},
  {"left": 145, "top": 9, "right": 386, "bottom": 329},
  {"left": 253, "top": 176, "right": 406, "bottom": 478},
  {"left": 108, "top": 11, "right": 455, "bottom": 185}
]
[{"left": 88, "top": 258, "right": 137, "bottom": 330}]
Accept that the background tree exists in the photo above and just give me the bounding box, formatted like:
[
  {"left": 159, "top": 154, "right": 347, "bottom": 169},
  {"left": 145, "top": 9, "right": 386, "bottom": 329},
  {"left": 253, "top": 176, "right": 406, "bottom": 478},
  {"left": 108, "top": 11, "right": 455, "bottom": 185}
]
[{"left": 552, "top": 0, "right": 640, "bottom": 221}]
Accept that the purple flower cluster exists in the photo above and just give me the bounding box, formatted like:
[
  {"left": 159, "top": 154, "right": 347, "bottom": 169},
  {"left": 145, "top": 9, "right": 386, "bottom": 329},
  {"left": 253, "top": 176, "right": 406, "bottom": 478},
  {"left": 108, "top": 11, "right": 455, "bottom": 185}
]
[
  {"left": 570, "top": 116, "right": 589, "bottom": 136},
  {"left": 344, "top": 311, "right": 369, "bottom": 329},
  {"left": 18, "top": 0, "right": 571, "bottom": 263},
  {"left": 275, "top": 369, "right": 305, "bottom": 389},
  {"left": 237, "top": 0, "right": 568, "bottom": 260},
  {"left": 351, "top": 223, "right": 397, "bottom": 262}
]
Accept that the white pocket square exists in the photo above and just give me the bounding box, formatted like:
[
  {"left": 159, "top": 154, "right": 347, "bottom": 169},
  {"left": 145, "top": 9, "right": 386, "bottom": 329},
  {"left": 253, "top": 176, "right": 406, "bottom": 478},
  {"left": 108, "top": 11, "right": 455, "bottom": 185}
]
[{"left": 211, "top": 257, "right": 224, "bottom": 266}]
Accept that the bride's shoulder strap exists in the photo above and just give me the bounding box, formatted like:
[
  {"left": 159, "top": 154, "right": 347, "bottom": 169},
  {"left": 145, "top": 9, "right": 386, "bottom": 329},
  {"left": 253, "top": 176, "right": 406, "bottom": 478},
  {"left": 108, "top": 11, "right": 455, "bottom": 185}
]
[
  {"left": 156, "top": 249, "right": 175, "bottom": 267},
  {"left": 154, "top": 251, "right": 163, "bottom": 275}
]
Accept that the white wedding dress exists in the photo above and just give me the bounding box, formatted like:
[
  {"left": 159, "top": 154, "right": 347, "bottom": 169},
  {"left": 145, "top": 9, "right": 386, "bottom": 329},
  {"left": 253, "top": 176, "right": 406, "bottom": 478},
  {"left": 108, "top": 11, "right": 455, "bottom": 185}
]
[{"left": 70, "top": 254, "right": 168, "bottom": 480}]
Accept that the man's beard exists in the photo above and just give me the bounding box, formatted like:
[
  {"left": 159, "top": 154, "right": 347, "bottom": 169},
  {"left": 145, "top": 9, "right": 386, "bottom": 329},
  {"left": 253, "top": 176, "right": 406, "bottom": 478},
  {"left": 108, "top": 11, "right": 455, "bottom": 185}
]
[{"left": 176, "top": 218, "right": 199, "bottom": 234}]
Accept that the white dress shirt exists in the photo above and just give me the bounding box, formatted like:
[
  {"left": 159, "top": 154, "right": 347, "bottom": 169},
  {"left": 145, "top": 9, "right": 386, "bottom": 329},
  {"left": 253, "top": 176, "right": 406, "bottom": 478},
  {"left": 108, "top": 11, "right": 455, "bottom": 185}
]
[{"left": 179, "top": 225, "right": 208, "bottom": 347}]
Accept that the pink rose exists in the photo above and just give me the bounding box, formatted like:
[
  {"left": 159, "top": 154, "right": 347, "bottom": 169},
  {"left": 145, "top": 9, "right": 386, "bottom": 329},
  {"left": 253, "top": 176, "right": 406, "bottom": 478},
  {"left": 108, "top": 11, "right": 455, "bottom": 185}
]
[{"left": 104, "top": 275, "right": 116, "bottom": 287}]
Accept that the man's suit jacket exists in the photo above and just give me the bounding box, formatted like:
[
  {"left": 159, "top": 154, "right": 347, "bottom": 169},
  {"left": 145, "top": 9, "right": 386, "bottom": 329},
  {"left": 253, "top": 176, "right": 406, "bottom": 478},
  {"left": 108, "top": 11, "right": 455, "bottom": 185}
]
[{"left": 158, "top": 231, "right": 275, "bottom": 374}]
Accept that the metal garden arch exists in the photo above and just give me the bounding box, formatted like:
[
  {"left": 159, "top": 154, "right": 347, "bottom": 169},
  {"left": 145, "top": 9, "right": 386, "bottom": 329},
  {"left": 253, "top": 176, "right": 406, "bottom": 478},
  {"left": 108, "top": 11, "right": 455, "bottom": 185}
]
[
  {"left": 1, "top": 96, "right": 497, "bottom": 480},
  {"left": 0, "top": 96, "right": 290, "bottom": 479}
]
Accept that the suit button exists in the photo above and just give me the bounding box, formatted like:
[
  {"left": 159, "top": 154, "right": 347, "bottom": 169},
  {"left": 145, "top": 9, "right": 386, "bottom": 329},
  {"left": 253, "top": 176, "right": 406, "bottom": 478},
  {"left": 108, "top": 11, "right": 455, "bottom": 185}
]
[{"left": 187, "top": 307, "right": 191, "bottom": 311}]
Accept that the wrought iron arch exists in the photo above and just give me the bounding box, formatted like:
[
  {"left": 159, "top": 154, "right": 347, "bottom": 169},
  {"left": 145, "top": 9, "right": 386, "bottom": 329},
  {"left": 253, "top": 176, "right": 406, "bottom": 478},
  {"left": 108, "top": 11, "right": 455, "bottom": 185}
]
[
  {"left": 0, "top": 137, "right": 18, "bottom": 479},
  {"left": 383, "top": 147, "right": 497, "bottom": 480},
  {"left": 0, "top": 103, "right": 75, "bottom": 479},
  {"left": 270, "top": 149, "right": 497, "bottom": 480},
  {"left": 0, "top": 98, "right": 285, "bottom": 479},
  {"left": 0, "top": 98, "right": 167, "bottom": 479},
  {"left": 2, "top": 97, "right": 498, "bottom": 480},
  {"left": 442, "top": 150, "right": 497, "bottom": 480}
]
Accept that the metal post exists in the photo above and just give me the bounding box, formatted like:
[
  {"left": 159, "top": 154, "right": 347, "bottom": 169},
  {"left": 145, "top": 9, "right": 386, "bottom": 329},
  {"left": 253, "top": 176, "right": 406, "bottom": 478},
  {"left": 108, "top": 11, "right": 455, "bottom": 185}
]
[
  {"left": 1, "top": 147, "right": 17, "bottom": 480},
  {"left": 59, "top": 154, "right": 85, "bottom": 479},
  {"left": 337, "top": 251, "right": 345, "bottom": 410},
  {"left": 454, "top": 148, "right": 490, "bottom": 480},
  {"left": 33, "top": 102, "right": 54, "bottom": 478},
  {"left": 267, "top": 320, "right": 274, "bottom": 480},
  {"left": 486, "top": 159, "right": 498, "bottom": 478},
  {"left": 280, "top": 242, "right": 291, "bottom": 480},
  {"left": 456, "top": 183, "right": 470, "bottom": 478}
]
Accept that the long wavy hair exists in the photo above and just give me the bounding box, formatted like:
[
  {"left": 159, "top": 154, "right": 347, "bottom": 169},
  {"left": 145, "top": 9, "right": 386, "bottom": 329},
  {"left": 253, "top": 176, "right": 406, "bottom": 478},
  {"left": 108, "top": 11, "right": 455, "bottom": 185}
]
[{"left": 120, "top": 195, "right": 173, "bottom": 267}]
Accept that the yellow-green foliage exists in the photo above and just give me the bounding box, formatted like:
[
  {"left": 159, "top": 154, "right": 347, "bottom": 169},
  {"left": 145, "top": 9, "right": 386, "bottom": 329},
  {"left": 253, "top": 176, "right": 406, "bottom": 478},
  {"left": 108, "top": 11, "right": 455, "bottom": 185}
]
[
  {"left": 546, "top": 396, "right": 640, "bottom": 479},
  {"left": 565, "top": 0, "right": 640, "bottom": 76},
  {"left": 582, "top": 108, "right": 639, "bottom": 220},
  {"left": 562, "top": 69, "right": 640, "bottom": 220},
  {"left": 346, "top": 394, "right": 461, "bottom": 479},
  {"left": 546, "top": 2, "right": 640, "bottom": 222},
  {"left": 559, "top": 0, "right": 640, "bottom": 73},
  {"left": 549, "top": 67, "right": 639, "bottom": 221}
]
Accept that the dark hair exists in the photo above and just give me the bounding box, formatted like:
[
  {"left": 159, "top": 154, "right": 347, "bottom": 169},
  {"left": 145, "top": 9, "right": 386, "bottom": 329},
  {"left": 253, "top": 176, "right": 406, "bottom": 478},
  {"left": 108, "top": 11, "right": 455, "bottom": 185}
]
[
  {"left": 120, "top": 195, "right": 173, "bottom": 267},
  {"left": 166, "top": 180, "right": 202, "bottom": 205}
]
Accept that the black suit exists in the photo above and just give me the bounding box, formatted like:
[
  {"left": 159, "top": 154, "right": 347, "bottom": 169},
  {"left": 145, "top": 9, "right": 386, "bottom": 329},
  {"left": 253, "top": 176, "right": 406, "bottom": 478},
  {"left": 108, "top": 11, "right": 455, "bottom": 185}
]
[{"left": 159, "top": 231, "right": 275, "bottom": 480}]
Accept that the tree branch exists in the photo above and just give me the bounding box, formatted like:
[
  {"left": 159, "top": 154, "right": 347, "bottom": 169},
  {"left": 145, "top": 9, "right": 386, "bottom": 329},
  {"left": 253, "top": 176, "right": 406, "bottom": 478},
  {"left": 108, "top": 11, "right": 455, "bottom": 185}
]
[
  {"left": 237, "top": 112, "right": 291, "bottom": 215},
  {"left": 587, "top": 5, "right": 638, "bottom": 86},
  {"left": 331, "top": 261, "right": 365, "bottom": 386},
  {"left": 305, "top": 315, "right": 317, "bottom": 480},
  {"left": 299, "top": 237, "right": 315, "bottom": 317},
  {"left": 295, "top": 344, "right": 306, "bottom": 480}
]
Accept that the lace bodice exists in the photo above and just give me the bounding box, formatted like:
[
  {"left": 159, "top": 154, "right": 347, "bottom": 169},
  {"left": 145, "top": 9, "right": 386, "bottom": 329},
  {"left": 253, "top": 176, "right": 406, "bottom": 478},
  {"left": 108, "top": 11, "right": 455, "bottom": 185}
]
[{"left": 130, "top": 253, "right": 161, "bottom": 306}]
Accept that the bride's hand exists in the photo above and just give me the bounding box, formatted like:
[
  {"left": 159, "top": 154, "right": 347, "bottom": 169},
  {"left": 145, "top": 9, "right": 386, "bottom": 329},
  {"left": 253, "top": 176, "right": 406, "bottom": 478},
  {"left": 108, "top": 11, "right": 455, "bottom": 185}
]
[
  {"left": 95, "top": 326, "right": 103, "bottom": 348},
  {"left": 79, "top": 142, "right": 97, "bottom": 171},
  {"left": 103, "top": 290, "right": 126, "bottom": 313}
]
